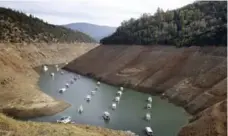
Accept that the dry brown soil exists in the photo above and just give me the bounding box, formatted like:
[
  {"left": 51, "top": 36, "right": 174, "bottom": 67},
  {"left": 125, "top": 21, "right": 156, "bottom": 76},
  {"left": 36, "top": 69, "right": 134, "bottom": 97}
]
[{"left": 65, "top": 45, "right": 227, "bottom": 136}]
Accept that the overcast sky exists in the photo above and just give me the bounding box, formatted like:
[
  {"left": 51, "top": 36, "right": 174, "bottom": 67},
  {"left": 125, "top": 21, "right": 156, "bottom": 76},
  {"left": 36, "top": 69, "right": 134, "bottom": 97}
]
[{"left": 0, "top": 0, "right": 194, "bottom": 27}]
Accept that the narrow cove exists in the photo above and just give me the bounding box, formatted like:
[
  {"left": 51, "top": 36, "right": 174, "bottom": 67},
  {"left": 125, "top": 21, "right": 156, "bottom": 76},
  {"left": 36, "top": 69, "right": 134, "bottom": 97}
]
[{"left": 29, "top": 65, "right": 189, "bottom": 136}]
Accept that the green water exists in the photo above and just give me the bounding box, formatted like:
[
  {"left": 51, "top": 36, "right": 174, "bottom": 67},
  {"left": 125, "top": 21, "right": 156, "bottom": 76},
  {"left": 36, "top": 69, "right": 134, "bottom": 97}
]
[{"left": 30, "top": 65, "right": 188, "bottom": 136}]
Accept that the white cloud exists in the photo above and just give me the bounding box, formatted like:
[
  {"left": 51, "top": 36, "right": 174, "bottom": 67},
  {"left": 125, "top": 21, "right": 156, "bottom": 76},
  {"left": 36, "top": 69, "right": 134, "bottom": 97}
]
[{"left": 0, "top": 0, "right": 194, "bottom": 26}]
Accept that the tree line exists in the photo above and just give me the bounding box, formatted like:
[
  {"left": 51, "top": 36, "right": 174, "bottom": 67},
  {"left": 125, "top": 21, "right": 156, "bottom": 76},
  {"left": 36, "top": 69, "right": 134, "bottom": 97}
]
[
  {"left": 0, "top": 7, "right": 95, "bottom": 43},
  {"left": 101, "top": 1, "right": 227, "bottom": 47}
]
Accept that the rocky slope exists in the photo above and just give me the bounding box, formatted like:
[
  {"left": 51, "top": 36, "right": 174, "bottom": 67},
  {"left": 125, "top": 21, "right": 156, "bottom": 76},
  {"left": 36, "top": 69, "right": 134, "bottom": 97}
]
[{"left": 65, "top": 45, "right": 227, "bottom": 136}]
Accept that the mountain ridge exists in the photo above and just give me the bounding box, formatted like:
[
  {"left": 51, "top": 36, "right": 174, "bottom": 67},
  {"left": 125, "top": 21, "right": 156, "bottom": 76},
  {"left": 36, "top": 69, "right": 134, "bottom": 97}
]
[
  {"left": 63, "top": 22, "right": 116, "bottom": 42},
  {"left": 65, "top": 22, "right": 117, "bottom": 28}
]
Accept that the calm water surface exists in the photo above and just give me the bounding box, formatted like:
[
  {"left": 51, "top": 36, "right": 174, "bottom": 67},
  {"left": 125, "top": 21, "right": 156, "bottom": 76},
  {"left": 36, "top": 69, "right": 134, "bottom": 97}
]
[{"left": 30, "top": 65, "right": 188, "bottom": 136}]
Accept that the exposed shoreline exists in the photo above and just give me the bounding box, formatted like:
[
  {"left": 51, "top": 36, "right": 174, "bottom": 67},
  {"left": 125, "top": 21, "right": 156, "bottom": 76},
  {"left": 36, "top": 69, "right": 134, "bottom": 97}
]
[
  {"left": 0, "top": 43, "right": 130, "bottom": 136},
  {"left": 65, "top": 67, "right": 187, "bottom": 102},
  {"left": 64, "top": 45, "right": 227, "bottom": 136},
  {"left": 0, "top": 43, "right": 226, "bottom": 136},
  {"left": 0, "top": 43, "right": 97, "bottom": 118},
  {"left": 1, "top": 100, "right": 70, "bottom": 119}
]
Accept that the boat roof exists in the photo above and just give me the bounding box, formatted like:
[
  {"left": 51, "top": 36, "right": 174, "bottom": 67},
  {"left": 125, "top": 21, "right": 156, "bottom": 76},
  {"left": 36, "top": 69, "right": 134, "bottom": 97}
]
[
  {"left": 145, "top": 127, "right": 153, "bottom": 132},
  {"left": 86, "top": 95, "right": 91, "bottom": 98},
  {"left": 104, "top": 111, "right": 110, "bottom": 115},
  {"left": 60, "top": 88, "right": 66, "bottom": 90}
]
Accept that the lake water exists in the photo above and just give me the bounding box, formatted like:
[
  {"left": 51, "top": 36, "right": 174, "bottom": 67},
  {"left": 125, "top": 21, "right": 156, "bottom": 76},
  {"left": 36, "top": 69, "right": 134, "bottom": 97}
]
[{"left": 30, "top": 65, "right": 188, "bottom": 136}]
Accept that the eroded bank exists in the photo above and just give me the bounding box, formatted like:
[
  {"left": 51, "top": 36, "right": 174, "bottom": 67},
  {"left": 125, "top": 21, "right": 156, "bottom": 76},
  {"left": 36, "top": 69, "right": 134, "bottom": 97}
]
[{"left": 64, "top": 45, "right": 227, "bottom": 136}]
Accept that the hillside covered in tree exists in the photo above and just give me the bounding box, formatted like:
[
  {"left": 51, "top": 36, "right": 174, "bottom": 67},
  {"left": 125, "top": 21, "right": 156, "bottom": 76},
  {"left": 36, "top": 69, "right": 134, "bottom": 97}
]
[
  {"left": 0, "top": 7, "right": 95, "bottom": 43},
  {"left": 101, "top": 1, "right": 227, "bottom": 47}
]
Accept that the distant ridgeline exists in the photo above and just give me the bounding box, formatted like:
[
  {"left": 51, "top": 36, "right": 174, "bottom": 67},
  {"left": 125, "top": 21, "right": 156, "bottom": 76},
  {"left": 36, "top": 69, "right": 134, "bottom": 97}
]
[
  {"left": 101, "top": 1, "right": 227, "bottom": 47},
  {"left": 0, "top": 7, "right": 95, "bottom": 43}
]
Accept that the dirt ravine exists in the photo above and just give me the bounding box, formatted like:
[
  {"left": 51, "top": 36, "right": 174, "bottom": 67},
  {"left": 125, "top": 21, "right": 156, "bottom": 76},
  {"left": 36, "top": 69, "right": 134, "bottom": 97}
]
[
  {"left": 65, "top": 45, "right": 227, "bottom": 136},
  {"left": 0, "top": 42, "right": 97, "bottom": 118}
]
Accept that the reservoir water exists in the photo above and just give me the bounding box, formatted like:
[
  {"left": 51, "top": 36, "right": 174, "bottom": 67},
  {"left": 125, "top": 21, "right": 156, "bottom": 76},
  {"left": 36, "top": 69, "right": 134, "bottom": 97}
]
[{"left": 30, "top": 65, "right": 188, "bottom": 136}]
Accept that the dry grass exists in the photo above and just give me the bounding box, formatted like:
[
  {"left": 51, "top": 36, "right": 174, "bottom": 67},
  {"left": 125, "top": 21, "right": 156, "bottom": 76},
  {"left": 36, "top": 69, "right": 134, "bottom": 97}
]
[{"left": 0, "top": 113, "right": 127, "bottom": 136}]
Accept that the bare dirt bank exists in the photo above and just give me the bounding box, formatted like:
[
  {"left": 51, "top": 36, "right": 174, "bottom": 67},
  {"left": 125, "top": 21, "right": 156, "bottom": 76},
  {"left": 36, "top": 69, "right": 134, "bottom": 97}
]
[
  {"left": 65, "top": 45, "right": 227, "bottom": 136},
  {"left": 0, "top": 43, "right": 132, "bottom": 136},
  {"left": 0, "top": 42, "right": 96, "bottom": 118},
  {"left": 0, "top": 113, "right": 127, "bottom": 136}
]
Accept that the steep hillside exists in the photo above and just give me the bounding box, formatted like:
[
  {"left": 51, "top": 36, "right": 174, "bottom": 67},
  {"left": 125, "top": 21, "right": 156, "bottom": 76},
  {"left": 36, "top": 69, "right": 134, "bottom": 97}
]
[
  {"left": 64, "top": 22, "right": 116, "bottom": 41},
  {"left": 0, "top": 8, "right": 95, "bottom": 43},
  {"left": 65, "top": 45, "right": 227, "bottom": 136},
  {"left": 101, "top": 1, "right": 227, "bottom": 46}
]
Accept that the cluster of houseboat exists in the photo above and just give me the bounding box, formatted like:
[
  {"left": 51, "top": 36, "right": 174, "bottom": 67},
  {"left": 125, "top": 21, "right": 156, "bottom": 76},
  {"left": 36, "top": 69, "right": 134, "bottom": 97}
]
[{"left": 42, "top": 64, "right": 153, "bottom": 136}]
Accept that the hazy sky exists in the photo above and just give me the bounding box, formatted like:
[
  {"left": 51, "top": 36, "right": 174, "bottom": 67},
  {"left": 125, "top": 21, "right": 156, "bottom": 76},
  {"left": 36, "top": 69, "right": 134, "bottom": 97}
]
[{"left": 0, "top": 0, "right": 194, "bottom": 27}]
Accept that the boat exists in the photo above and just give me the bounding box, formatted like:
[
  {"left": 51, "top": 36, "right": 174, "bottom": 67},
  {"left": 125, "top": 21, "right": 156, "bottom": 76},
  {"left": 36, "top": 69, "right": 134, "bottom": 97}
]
[
  {"left": 120, "top": 87, "right": 124, "bottom": 91},
  {"left": 86, "top": 95, "right": 91, "bottom": 102},
  {"left": 60, "top": 71, "right": 64, "bottom": 75},
  {"left": 116, "top": 91, "right": 122, "bottom": 96},
  {"left": 91, "top": 91, "right": 96, "bottom": 95},
  {"left": 97, "top": 81, "right": 101, "bottom": 86},
  {"left": 148, "top": 97, "right": 152, "bottom": 103},
  {"left": 147, "top": 103, "right": 152, "bottom": 109},
  {"left": 73, "top": 77, "right": 77, "bottom": 81},
  {"left": 59, "top": 88, "right": 66, "bottom": 93},
  {"left": 50, "top": 72, "right": 55, "bottom": 77},
  {"left": 145, "top": 113, "right": 151, "bottom": 121},
  {"left": 55, "top": 64, "right": 58, "bottom": 68},
  {"left": 145, "top": 127, "right": 153, "bottom": 136},
  {"left": 112, "top": 103, "right": 117, "bottom": 110},
  {"left": 56, "top": 116, "right": 71, "bottom": 124},
  {"left": 78, "top": 105, "right": 83, "bottom": 113},
  {"left": 114, "top": 96, "right": 120, "bottom": 102},
  {"left": 43, "top": 65, "right": 48, "bottom": 72},
  {"left": 65, "top": 83, "right": 69, "bottom": 88},
  {"left": 103, "top": 111, "right": 110, "bottom": 120}
]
